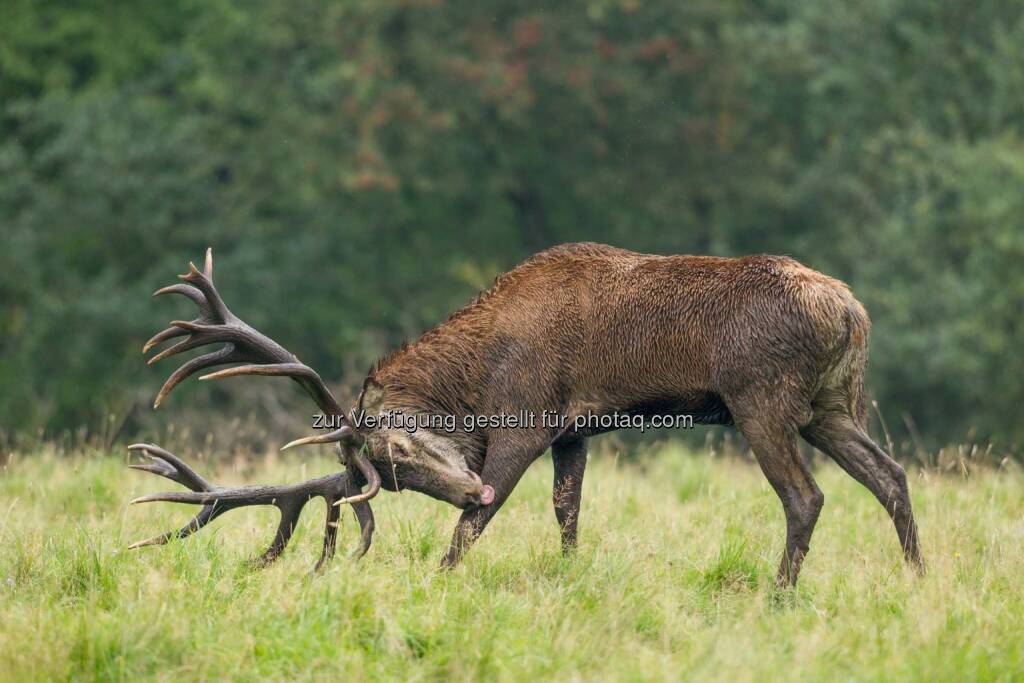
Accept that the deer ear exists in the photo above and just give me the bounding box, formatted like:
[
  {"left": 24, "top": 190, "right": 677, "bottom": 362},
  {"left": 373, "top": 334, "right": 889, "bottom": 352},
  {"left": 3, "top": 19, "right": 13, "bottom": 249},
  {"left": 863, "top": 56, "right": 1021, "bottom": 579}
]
[{"left": 358, "top": 376, "right": 387, "bottom": 415}]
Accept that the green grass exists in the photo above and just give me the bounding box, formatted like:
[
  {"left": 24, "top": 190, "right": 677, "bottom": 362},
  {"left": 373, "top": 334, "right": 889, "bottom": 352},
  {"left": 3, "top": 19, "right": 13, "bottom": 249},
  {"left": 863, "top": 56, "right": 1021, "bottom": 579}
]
[{"left": 1, "top": 444, "right": 1022, "bottom": 681}]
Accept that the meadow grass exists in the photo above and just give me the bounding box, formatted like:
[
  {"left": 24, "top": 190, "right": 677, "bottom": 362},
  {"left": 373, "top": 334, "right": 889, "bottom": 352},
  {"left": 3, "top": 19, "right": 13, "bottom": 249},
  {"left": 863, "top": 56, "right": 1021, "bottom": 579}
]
[{"left": 0, "top": 444, "right": 1022, "bottom": 681}]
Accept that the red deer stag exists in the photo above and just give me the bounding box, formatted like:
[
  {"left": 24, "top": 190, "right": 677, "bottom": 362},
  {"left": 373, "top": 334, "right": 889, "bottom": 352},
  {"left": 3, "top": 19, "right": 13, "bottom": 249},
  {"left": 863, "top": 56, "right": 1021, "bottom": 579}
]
[{"left": 129, "top": 243, "right": 923, "bottom": 586}]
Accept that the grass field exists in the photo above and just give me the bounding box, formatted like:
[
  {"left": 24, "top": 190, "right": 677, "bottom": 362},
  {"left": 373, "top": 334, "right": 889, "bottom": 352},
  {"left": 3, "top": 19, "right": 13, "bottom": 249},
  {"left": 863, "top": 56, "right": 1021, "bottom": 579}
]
[{"left": 1, "top": 443, "right": 1022, "bottom": 681}]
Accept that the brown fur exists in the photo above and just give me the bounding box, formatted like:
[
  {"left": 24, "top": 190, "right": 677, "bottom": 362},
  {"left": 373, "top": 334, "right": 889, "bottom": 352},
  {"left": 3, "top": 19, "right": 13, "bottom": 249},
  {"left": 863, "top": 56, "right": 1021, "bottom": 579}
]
[{"left": 350, "top": 242, "right": 923, "bottom": 585}]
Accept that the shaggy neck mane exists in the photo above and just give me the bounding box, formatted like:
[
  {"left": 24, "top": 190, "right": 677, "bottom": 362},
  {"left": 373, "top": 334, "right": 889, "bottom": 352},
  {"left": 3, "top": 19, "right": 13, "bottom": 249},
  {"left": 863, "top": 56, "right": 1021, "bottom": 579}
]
[
  {"left": 370, "top": 277, "right": 510, "bottom": 426},
  {"left": 368, "top": 247, "right": 588, "bottom": 433}
]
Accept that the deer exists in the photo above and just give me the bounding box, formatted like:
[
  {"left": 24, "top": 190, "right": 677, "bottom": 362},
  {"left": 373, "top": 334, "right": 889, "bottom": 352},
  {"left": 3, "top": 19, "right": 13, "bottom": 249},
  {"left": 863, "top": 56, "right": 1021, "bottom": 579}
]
[{"left": 128, "top": 242, "right": 923, "bottom": 586}]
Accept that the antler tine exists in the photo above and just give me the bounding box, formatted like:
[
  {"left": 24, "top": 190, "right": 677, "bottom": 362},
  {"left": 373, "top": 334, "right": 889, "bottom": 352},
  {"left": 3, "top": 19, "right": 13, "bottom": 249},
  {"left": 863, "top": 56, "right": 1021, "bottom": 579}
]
[
  {"left": 153, "top": 345, "right": 241, "bottom": 409},
  {"left": 347, "top": 497, "right": 375, "bottom": 560},
  {"left": 152, "top": 283, "right": 212, "bottom": 317},
  {"left": 146, "top": 326, "right": 230, "bottom": 365},
  {"left": 127, "top": 506, "right": 223, "bottom": 549},
  {"left": 199, "top": 362, "right": 324, "bottom": 384},
  {"left": 198, "top": 361, "right": 344, "bottom": 418},
  {"left": 333, "top": 442, "right": 375, "bottom": 561},
  {"left": 127, "top": 443, "right": 214, "bottom": 491},
  {"left": 178, "top": 256, "right": 232, "bottom": 323},
  {"left": 339, "top": 447, "right": 382, "bottom": 506},
  {"left": 142, "top": 325, "right": 190, "bottom": 354},
  {"left": 280, "top": 425, "right": 354, "bottom": 451},
  {"left": 130, "top": 489, "right": 254, "bottom": 505}
]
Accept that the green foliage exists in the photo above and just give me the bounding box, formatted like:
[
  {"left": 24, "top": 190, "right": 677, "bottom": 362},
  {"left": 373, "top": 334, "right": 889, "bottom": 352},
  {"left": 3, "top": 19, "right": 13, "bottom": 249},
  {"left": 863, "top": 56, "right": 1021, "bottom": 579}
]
[{"left": 1, "top": 1, "right": 1022, "bottom": 449}]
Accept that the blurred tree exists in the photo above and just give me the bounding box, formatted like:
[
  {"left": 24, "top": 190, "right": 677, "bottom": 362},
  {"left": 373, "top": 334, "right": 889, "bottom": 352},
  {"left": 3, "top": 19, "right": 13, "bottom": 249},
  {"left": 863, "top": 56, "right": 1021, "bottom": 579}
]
[{"left": 1, "top": 0, "right": 1022, "bottom": 452}]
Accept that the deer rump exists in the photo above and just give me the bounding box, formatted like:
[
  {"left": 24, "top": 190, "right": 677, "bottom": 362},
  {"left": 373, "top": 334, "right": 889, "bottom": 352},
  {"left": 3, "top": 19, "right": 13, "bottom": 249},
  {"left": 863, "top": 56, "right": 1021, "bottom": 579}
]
[{"left": 129, "top": 243, "right": 922, "bottom": 586}]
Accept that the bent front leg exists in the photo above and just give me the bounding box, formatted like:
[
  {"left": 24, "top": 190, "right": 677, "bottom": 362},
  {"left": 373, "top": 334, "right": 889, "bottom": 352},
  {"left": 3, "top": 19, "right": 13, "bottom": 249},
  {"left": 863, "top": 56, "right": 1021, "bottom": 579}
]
[
  {"left": 440, "top": 441, "right": 544, "bottom": 569},
  {"left": 552, "top": 438, "right": 587, "bottom": 553}
]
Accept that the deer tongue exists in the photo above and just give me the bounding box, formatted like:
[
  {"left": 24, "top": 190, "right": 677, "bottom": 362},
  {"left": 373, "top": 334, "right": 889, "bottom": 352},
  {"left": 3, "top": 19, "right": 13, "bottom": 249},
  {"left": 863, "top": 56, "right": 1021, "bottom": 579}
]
[{"left": 480, "top": 485, "right": 495, "bottom": 505}]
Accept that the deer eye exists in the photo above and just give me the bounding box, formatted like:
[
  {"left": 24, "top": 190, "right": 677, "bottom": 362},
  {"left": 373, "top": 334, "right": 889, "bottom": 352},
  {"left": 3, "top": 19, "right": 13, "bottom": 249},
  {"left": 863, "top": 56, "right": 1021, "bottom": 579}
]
[{"left": 387, "top": 441, "right": 412, "bottom": 461}]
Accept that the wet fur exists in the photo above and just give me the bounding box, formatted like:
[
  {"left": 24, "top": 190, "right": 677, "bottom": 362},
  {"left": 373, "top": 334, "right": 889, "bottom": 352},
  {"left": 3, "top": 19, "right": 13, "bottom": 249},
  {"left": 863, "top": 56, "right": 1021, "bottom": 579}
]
[{"left": 359, "top": 242, "right": 922, "bottom": 585}]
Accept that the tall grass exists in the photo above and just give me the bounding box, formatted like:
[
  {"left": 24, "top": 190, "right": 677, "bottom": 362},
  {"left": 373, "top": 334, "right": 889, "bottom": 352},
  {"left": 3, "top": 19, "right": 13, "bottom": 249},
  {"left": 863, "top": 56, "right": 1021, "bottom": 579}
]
[{"left": 0, "top": 444, "right": 1021, "bottom": 681}]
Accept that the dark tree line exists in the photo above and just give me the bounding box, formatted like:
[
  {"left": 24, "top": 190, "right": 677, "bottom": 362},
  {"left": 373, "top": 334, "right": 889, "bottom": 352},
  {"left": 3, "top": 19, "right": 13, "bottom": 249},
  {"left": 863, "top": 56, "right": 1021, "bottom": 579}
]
[{"left": 2, "top": 0, "right": 1023, "bottom": 453}]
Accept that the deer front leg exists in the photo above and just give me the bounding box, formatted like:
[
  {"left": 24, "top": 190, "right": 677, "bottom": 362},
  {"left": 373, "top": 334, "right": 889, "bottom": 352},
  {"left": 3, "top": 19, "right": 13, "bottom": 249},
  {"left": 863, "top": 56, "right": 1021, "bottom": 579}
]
[
  {"left": 552, "top": 438, "right": 587, "bottom": 553},
  {"left": 440, "top": 442, "right": 543, "bottom": 569}
]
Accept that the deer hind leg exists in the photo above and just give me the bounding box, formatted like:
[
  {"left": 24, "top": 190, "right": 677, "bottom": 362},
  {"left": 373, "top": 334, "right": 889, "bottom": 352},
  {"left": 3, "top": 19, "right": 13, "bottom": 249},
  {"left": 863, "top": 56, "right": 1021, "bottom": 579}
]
[
  {"left": 552, "top": 438, "right": 587, "bottom": 553},
  {"left": 732, "top": 407, "right": 824, "bottom": 587},
  {"left": 801, "top": 411, "right": 923, "bottom": 572}
]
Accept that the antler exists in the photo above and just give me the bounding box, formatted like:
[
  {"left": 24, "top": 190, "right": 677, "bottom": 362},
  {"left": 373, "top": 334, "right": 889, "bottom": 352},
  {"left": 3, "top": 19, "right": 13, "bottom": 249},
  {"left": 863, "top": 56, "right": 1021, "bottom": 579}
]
[
  {"left": 127, "top": 444, "right": 374, "bottom": 567},
  {"left": 144, "top": 248, "right": 341, "bottom": 414},
  {"left": 134, "top": 248, "right": 382, "bottom": 568}
]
